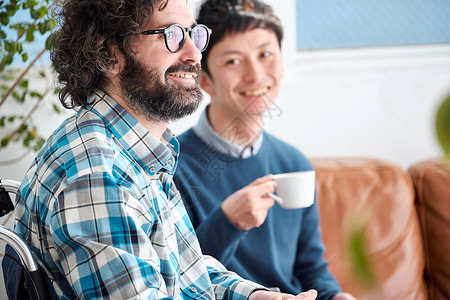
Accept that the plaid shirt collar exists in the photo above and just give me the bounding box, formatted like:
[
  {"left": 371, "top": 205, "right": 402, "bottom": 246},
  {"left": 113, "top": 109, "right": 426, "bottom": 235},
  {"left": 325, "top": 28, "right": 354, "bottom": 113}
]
[{"left": 87, "top": 90, "right": 179, "bottom": 176}]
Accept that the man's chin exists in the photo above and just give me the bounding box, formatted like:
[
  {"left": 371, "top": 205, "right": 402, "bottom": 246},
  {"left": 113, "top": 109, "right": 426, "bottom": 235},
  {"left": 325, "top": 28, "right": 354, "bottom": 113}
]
[{"left": 171, "top": 97, "right": 203, "bottom": 120}]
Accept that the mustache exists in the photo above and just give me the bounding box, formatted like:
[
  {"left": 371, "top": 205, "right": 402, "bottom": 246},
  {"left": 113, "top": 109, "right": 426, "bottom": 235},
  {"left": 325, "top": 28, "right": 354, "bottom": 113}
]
[{"left": 165, "top": 62, "right": 201, "bottom": 77}]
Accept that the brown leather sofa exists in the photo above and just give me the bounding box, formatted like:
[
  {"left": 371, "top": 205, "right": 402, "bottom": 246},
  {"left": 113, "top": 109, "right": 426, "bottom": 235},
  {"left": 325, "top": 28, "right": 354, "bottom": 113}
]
[{"left": 311, "top": 157, "right": 450, "bottom": 300}]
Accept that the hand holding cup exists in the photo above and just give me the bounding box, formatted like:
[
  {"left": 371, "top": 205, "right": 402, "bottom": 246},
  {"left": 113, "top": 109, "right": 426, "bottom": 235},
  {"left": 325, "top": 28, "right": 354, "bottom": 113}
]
[{"left": 268, "top": 171, "right": 315, "bottom": 209}]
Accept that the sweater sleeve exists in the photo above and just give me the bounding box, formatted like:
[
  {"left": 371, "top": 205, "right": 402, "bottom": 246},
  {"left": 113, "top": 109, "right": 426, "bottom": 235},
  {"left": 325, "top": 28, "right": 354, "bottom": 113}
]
[
  {"left": 195, "top": 206, "right": 247, "bottom": 264},
  {"left": 175, "top": 170, "right": 248, "bottom": 264},
  {"left": 293, "top": 198, "right": 342, "bottom": 300}
]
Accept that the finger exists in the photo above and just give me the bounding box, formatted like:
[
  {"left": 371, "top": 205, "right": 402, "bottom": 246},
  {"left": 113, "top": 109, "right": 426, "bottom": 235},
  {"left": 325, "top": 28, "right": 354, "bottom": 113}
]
[
  {"left": 257, "top": 196, "right": 276, "bottom": 209},
  {"left": 303, "top": 289, "right": 317, "bottom": 299},
  {"left": 270, "top": 294, "right": 282, "bottom": 300},
  {"left": 248, "top": 174, "right": 275, "bottom": 186},
  {"left": 250, "top": 180, "right": 276, "bottom": 196}
]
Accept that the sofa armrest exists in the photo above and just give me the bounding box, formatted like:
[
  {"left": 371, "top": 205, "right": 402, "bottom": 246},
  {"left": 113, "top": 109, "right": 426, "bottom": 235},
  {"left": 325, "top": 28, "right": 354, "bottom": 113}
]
[
  {"left": 409, "top": 158, "right": 450, "bottom": 300},
  {"left": 312, "top": 157, "right": 427, "bottom": 300}
]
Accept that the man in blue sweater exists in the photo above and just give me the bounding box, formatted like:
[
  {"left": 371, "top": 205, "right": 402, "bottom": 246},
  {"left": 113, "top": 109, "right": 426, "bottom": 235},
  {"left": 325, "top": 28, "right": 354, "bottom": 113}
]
[{"left": 174, "top": 1, "right": 356, "bottom": 300}]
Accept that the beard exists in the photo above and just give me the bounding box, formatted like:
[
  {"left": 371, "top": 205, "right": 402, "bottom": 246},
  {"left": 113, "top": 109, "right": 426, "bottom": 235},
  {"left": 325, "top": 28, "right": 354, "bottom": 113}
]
[{"left": 119, "top": 53, "right": 203, "bottom": 123}]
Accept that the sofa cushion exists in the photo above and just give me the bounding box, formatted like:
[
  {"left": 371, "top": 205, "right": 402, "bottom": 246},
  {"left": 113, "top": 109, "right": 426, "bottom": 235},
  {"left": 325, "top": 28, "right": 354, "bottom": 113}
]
[
  {"left": 312, "top": 157, "right": 427, "bottom": 300},
  {"left": 409, "top": 158, "right": 450, "bottom": 300}
]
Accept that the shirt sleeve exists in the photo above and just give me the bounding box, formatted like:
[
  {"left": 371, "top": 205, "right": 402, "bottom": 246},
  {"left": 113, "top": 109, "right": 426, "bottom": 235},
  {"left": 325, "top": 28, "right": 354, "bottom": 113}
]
[
  {"left": 204, "top": 255, "right": 268, "bottom": 300},
  {"left": 49, "top": 173, "right": 175, "bottom": 299}
]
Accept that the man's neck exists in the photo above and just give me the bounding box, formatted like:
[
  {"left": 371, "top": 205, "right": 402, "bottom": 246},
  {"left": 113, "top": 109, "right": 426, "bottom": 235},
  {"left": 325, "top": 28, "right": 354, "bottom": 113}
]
[
  {"left": 103, "top": 88, "right": 168, "bottom": 140},
  {"left": 207, "top": 105, "right": 262, "bottom": 147}
]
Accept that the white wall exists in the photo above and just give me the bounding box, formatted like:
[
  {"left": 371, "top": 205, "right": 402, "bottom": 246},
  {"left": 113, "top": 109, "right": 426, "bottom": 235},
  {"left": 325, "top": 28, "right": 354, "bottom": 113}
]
[{"left": 175, "top": 0, "right": 450, "bottom": 169}]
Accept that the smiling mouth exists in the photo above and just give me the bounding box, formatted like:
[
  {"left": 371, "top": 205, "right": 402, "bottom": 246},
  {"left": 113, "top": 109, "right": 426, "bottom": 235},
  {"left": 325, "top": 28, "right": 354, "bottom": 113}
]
[
  {"left": 169, "top": 73, "right": 196, "bottom": 79},
  {"left": 242, "top": 87, "right": 269, "bottom": 97}
]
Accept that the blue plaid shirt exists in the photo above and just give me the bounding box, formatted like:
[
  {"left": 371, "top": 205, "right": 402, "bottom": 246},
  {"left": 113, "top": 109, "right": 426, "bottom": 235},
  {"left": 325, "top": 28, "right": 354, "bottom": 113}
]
[{"left": 13, "top": 90, "right": 264, "bottom": 299}]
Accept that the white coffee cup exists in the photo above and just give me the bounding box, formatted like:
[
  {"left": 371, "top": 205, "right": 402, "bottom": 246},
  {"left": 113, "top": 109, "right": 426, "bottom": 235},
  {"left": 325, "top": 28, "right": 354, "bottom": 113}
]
[{"left": 268, "top": 171, "right": 315, "bottom": 209}]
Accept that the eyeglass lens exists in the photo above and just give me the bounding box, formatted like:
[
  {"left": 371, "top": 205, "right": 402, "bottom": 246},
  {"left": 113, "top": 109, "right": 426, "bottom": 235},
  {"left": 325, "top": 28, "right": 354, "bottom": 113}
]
[
  {"left": 192, "top": 26, "right": 209, "bottom": 51},
  {"left": 166, "top": 25, "right": 209, "bottom": 52}
]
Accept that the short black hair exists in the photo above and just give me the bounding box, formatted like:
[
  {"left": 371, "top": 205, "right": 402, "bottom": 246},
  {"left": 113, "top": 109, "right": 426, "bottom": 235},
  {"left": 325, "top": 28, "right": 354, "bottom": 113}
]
[{"left": 197, "top": 0, "right": 283, "bottom": 76}]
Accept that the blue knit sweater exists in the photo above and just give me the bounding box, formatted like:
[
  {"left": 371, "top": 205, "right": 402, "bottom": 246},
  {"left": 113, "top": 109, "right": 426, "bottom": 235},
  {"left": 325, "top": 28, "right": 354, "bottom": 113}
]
[{"left": 174, "top": 129, "right": 342, "bottom": 300}]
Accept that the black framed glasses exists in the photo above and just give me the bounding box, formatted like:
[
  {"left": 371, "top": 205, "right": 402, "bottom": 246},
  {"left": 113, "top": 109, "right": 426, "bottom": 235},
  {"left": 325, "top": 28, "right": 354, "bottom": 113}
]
[{"left": 139, "top": 24, "right": 212, "bottom": 53}]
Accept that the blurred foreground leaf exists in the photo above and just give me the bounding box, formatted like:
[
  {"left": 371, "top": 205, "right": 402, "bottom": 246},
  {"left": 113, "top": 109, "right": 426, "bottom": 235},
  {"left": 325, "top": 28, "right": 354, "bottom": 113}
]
[
  {"left": 348, "top": 219, "right": 377, "bottom": 290},
  {"left": 436, "top": 94, "right": 450, "bottom": 157}
]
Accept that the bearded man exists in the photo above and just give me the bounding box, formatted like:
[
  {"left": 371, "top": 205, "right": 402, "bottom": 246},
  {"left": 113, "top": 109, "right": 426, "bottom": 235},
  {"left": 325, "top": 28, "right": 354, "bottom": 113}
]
[{"left": 3, "top": 0, "right": 318, "bottom": 299}]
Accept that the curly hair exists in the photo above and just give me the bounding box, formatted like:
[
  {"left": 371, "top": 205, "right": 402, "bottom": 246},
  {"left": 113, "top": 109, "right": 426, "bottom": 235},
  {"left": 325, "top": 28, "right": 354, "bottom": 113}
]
[
  {"left": 50, "top": 0, "right": 168, "bottom": 109},
  {"left": 197, "top": 0, "right": 283, "bottom": 76}
]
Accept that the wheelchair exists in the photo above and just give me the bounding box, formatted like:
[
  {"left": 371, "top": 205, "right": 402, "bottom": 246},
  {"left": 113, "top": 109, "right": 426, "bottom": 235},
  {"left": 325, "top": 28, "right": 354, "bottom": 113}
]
[{"left": 0, "top": 178, "right": 55, "bottom": 300}]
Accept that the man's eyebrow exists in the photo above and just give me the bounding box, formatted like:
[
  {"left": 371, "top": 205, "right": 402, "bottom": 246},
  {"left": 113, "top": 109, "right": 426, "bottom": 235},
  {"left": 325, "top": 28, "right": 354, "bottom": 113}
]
[
  {"left": 219, "top": 50, "right": 241, "bottom": 57},
  {"left": 255, "top": 41, "right": 275, "bottom": 49},
  {"left": 219, "top": 41, "right": 275, "bottom": 57},
  {"left": 148, "top": 21, "right": 197, "bottom": 30}
]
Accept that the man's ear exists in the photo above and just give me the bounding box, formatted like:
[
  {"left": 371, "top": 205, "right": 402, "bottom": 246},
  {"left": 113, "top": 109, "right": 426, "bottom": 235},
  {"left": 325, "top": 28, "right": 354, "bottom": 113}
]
[
  {"left": 109, "top": 45, "right": 125, "bottom": 75},
  {"left": 200, "top": 71, "right": 215, "bottom": 96}
]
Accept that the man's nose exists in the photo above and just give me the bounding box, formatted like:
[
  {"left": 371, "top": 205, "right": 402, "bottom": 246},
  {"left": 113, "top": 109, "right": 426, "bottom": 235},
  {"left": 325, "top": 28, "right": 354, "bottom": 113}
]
[
  {"left": 179, "top": 34, "right": 202, "bottom": 64},
  {"left": 243, "top": 59, "right": 265, "bottom": 83}
]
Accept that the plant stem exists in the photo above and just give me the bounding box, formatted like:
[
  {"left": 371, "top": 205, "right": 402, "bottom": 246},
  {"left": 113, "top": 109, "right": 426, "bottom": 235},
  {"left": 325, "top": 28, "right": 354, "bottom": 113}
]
[{"left": 0, "top": 47, "right": 46, "bottom": 108}]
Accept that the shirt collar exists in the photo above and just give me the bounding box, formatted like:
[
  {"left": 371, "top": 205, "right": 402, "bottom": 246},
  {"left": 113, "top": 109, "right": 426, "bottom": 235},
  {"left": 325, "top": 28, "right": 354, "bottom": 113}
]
[
  {"left": 87, "top": 90, "right": 179, "bottom": 175},
  {"left": 193, "top": 106, "right": 263, "bottom": 159}
]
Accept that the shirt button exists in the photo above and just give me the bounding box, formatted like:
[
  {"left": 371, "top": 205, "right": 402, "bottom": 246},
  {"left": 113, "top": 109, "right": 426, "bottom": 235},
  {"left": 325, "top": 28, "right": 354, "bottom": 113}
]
[
  {"left": 166, "top": 159, "right": 172, "bottom": 166},
  {"left": 149, "top": 166, "right": 155, "bottom": 173},
  {"left": 190, "top": 286, "right": 197, "bottom": 293}
]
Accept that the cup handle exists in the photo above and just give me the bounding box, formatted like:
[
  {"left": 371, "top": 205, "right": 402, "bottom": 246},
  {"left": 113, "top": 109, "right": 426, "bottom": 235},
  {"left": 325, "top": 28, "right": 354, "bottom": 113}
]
[
  {"left": 268, "top": 181, "right": 283, "bottom": 205},
  {"left": 268, "top": 192, "right": 283, "bottom": 205}
]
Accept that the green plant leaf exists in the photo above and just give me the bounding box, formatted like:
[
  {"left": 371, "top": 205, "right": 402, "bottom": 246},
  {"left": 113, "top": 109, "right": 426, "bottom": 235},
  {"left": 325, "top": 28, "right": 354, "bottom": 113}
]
[
  {"left": 1, "top": 136, "right": 9, "bottom": 148},
  {"left": 30, "top": 91, "right": 42, "bottom": 98},
  {"left": 0, "top": 54, "right": 13, "bottom": 67},
  {"left": 4, "top": 40, "right": 19, "bottom": 54},
  {"left": 10, "top": 23, "right": 26, "bottom": 36},
  {"left": 45, "top": 34, "right": 53, "bottom": 50},
  {"left": 23, "top": 137, "right": 31, "bottom": 147},
  {"left": 49, "top": 18, "right": 56, "bottom": 30},
  {"left": 37, "top": 6, "right": 47, "bottom": 18},
  {"left": 12, "top": 90, "right": 20, "bottom": 101},
  {"left": 33, "top": 137, "right": 45, "bottom": 151},
  {"left": 436, "top": 94, "right": 450, "bottom": 156},
  {"left": 17, "top": 124, "right": 28, "bottom": 134},
  {"left": 23, "top": 0, "right": 33, "bottom": 10},
  {"left": 0, "top": 14, "right": 10, "bottom": 26},
  {"left": 38, "top": 20, "right": 49, "bottom": 34},
  {"left": 17, "top": 42, "right": 23, "bottom": 54},
  {"left": 53, "top": 103, "right": 61, "bottom": 114},
  {"left": 30, "top": 8, "right": 40, "bottom": 20},
  {"left": 19, "top": 79, "right": 29, "bottom": 88},
  {"left": 19, "top": 90, "right": 27, "bottom": 103},
  {"left": 26, "top": 26, "right": 35, "bottom": 42}
]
